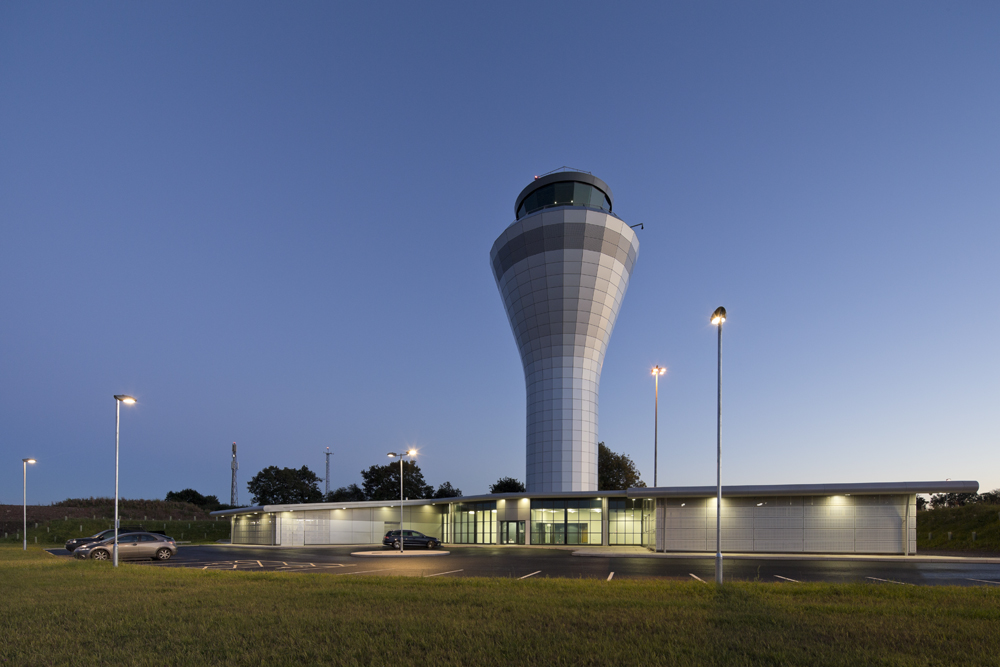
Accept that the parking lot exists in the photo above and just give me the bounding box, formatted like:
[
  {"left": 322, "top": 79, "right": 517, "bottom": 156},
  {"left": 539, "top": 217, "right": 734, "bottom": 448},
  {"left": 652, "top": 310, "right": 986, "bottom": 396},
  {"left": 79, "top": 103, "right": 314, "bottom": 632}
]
[{"left": 48, "top": 544, "right": 1000, "bottom": 586}]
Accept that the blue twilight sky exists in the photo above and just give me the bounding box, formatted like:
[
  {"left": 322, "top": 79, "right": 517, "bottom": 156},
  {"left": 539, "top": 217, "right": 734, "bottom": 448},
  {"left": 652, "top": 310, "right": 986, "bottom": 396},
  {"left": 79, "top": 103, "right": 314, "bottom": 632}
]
[{"left": 2, "top": 3, "right": 998, "bottom": 506}]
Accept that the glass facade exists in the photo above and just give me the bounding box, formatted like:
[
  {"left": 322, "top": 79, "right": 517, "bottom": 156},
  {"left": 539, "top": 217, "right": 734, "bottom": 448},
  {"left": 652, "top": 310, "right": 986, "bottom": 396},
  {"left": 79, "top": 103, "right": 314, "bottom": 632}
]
[
  {"left": 530, "top": 498, "right": 602, "bottom": 545},
  {"left": 451, "top": 501, "right": 496, "bottom": 544},
  {"left": 608, "top": 498, "right": 653, "bottom": 546},
  {"left": 232, "top": 513, "right": 276, "bottom": 545},
  {"left": 516, "top": 181, "right": 611, "bottom": 219}
]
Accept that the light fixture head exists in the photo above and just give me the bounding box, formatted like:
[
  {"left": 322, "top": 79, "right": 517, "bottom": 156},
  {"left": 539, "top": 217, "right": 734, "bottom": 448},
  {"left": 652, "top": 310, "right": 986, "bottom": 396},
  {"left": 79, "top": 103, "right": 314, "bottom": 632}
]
[
  {"left": 114, "top": 395, "right": 137, "bottom": 404},
  {"left": 711, "top": 306, "right": 727, "bottom": 326},
  {"left": 407, "top": 448, "right": 417, "bottom": 457},
  {"left": 23, "top": 458, "right": 36, "bottom": 464},
  {"left": 651, "top": 366, "right": 666, "bottom": 376},
  {"left": 387, "top": 452, "right": 398, "bottom": 458}
]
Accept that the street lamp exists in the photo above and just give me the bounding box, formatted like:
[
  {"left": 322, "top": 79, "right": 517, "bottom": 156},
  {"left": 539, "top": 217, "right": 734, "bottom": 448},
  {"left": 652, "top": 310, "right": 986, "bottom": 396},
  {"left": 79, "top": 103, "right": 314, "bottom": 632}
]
[
  {"left": 113, "top": 394, "right": 136, "bottom": 567},
  {"left": 22, "top": 458, "right": 36, "bottom": 550},
  {"left": 651, "top": 366, "right": 666, "bottom": 487},
  {"left": 710, "top": 306, "right": 726, "bottom": 584},
  {"left": 386, "top": 449, "right": 417, "bottom": 552}
]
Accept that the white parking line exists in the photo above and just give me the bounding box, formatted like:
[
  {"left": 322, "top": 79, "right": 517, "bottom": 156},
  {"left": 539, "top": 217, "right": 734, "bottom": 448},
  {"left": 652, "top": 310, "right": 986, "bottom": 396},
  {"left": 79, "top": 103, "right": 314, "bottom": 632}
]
[
  {"left": 519, "top": 571, "right": 541, "bottom": 579},
  {"left": 967, "top": 578, "right": 1000, "bottom": 585},
  {"left": 774, "top": 575, "right": 800, "bottom": 583},
  {"left": 689, "top": 573, "right": 706, "bottom": 583},
  {"left": 607, "top": 572, "right": 614, "bottom": 581},
  {"left": 256, "top": 560, "right": 263, "bottom": 567},
  {"left": 866, "top": 576, "right": 913, "bottom": 585},
  {"left": 424, "top": 569, "right": 463, "bottom": 578}
]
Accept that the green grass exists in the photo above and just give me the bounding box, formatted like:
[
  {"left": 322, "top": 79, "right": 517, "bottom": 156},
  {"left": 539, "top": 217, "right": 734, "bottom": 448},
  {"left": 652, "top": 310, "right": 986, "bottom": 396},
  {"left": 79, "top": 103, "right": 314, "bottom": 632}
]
[
  {"left": 0, "top": 518, "right": 231, "bottom": 547},
  {"left": 917, "top": 504, "right": 1000, "bottom": 553},
  {"left": 1, "top": 547, "right": 998, "bottom": 666}
]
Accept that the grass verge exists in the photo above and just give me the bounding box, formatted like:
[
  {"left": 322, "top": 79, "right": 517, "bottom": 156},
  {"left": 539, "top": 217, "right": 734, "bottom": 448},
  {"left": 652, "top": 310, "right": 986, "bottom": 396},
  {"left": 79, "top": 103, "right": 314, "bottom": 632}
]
[
  {"left": 1, "top": 547, "right": 999, "bottom": 666},
  {"left": 918, "top": 504, "right": 1000, "bottom": 553},
  {"left": 0, "top": 518, "right": 231, "bottom": 547}
]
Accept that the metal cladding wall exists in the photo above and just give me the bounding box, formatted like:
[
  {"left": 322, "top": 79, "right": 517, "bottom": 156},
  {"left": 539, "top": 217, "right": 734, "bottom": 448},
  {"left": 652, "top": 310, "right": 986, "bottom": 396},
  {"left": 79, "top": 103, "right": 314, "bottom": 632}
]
[
  {"left": 655, "top": 495, "right": 918, "bottom": 554},
  {"left": 490, "top": 207, "right": 639, "bottom": 492}
]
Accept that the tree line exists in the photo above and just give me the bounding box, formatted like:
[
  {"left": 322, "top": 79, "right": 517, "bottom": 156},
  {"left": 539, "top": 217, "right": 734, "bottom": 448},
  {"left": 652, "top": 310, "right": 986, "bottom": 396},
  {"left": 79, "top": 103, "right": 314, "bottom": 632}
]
[
  {"left": 165, "top": 441, "right": 648, "bottom": 507},
  {"left": 918, "top": 489, "right": 1000, "bottom": 511}
]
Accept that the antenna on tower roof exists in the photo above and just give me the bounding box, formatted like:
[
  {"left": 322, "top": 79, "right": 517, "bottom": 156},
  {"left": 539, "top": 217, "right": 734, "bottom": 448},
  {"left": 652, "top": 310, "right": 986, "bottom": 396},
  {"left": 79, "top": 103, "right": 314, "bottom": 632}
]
[{"left": 230, "top": 443, "right": 239, "bottom": 507}]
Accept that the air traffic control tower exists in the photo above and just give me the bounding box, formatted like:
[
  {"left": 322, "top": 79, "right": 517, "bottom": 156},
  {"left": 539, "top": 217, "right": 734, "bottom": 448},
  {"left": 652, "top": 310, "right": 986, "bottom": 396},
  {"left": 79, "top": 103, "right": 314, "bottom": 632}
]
[{"left": 490, "top": 171, "right": 639, "bottom": 493}]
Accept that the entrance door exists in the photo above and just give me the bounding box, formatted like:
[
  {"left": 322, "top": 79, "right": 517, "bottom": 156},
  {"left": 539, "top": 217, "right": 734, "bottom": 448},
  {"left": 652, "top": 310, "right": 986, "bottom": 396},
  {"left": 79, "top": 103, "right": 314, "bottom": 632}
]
[{"left": 499, "top": 521, "right": 524, "bottom": 545}]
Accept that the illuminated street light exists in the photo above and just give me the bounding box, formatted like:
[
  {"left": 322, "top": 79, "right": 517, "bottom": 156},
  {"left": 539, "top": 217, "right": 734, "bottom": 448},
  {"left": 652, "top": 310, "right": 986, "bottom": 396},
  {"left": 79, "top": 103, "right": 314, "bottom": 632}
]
[
  {"left": 113, "top": 395, "right": 137, "bottom": 567},
  {"left": 711, "top": 307, "right": 726, "bottom": 584},
  {"left": 651, "top": 366, "right": 666, "bottom": 487},
  {"left": 22, "top": 458, "right": 36, "bottom": 550},
  {"left": 386, "top": 449, "right": 417, "bottom": 553}
]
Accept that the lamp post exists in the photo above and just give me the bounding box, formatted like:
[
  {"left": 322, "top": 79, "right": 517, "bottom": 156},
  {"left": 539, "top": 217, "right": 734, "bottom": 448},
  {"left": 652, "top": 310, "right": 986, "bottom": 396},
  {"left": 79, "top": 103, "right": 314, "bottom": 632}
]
[
  {"left": 386, "top": 449, "right": 417, "bottom": 552},
  {"left": 22, "top": 458, "right": 36, "bottom": 550},
  {"left": 651, "top": 366, "right": 666, "bottom": 487},
  {"left": 113, "top": 395, "right": 136, "bottom": 567},
  {"left": 710, "top": 307, "right": 726, "bottom": 584}
]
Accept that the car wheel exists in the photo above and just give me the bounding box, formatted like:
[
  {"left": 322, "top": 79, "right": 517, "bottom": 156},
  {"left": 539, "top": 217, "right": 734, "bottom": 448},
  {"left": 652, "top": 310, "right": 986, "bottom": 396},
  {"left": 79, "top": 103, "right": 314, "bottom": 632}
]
[
  {"left": 393, "top": 541, "right": 400, "bottom": 551},
  {"left": 427, "top": 541, "right": 436, "bottom": 549},
  {"left": 91, "top": 549, "right": 109, "bottom": 561},
  {"left": 155, "top": 548, "right": 172, "bottom": 561}
]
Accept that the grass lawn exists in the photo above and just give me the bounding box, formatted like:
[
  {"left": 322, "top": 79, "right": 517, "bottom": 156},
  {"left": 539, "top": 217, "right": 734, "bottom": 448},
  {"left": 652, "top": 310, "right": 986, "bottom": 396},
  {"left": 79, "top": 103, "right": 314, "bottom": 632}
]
[{"left": 1, "top": 548, "right": 998, "bottom": 666}]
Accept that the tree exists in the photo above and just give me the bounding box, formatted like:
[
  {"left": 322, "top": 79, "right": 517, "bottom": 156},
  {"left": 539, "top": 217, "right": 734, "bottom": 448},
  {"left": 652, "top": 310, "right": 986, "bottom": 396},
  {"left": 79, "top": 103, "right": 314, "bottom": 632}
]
[
  {"left": 165, "top": 489, "right": 221, "bottom": 510},
  {"left": 432, "top": 482, "right": 462, "bottom": 498},
  {"left": 247, "top": 466, "right": 323, "bottom": 505},
  {"left": 598, "top": 442, "right": 646, "bottom": 491},
  {"left": 325, "top": 484, "right": 366, "bottom": 502},
  {"left": 916, "top": 495, "right": 928, "bottom": 511},
  {"left": 361, "top": 460, "right": 433, "bottom": 501},
  {"left": 489, "top": 477, "right": 525, "bottom": 494}
]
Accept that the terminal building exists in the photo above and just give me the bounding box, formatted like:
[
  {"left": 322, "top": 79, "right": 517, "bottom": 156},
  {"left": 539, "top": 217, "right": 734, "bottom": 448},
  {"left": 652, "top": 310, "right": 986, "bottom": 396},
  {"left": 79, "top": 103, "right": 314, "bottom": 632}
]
[{"left": 213, "top": 171, "right": 978, "bottom": 555}]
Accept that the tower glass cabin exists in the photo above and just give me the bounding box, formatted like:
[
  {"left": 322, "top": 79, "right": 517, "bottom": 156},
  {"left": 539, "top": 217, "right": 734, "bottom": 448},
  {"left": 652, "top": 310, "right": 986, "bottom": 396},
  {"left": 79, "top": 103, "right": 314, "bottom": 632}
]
[{"left": 490, "top": 172, "right": 639, "bottom": 492}]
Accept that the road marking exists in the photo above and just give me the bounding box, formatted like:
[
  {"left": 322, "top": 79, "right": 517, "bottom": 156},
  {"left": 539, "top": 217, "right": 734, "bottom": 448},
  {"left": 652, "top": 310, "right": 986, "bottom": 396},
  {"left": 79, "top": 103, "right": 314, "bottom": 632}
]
[
  {"left": 519, "top": 570, "right": 541, "bottom": 579},
  {"left": 424, "top": 569, "right": 463, "bottom": 578},
  {"left": 967, "top": 578, "right": 1000, "bottom": 585},
  {"left": 607, "top": 572, "right": 614, "bottom": 581},
  {"left": 689, "top": 573, "right": 706, "bottom": 583},
  {"left": 330, "top": 568, "right": 391, "bottom": 576},
  {"left": 774, "top": 575, "right": 800, "bottom": 583},
  {"left": 866, "top": 576, "right": 913, "bottom": 585},
  {"left": 256, "top": 560, "right": 263, "bottom": 567}
]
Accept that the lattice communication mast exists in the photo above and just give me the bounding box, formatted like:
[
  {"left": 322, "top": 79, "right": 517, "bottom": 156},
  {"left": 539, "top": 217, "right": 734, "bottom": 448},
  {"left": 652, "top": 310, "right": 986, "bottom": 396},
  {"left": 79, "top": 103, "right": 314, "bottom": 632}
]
[{"left": 230, "top": 442, "right": 239, "bottom": 507}]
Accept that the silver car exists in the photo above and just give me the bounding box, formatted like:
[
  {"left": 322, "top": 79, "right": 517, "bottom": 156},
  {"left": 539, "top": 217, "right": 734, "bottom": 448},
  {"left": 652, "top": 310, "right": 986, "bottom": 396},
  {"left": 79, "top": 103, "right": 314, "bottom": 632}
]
[{"left": 73, "top": 532, "right": 177, "bottom": 561}]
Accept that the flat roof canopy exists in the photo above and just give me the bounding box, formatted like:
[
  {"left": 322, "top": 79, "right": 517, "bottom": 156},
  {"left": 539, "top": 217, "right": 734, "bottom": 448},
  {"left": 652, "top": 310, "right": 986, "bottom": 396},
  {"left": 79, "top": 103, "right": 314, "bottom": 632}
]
[
  {"left": 631, "top": 480, "right": 979, "bottom": 499},
  {"left": 210, "top": 480, "right": 978, "bottom": 517}
]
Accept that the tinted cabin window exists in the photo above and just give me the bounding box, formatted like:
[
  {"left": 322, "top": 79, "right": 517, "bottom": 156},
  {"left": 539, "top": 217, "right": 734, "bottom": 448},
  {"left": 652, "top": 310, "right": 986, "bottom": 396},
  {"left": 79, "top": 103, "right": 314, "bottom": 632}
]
[{"left": 517, "top": 181, "right": 611, "bottom": 219}]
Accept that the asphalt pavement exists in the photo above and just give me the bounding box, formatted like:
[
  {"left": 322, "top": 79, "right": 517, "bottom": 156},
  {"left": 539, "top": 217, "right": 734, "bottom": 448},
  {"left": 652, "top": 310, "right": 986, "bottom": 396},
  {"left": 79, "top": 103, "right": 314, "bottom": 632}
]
[{"left": 46, "top": 544, "right": 1000, "bottom": 586}]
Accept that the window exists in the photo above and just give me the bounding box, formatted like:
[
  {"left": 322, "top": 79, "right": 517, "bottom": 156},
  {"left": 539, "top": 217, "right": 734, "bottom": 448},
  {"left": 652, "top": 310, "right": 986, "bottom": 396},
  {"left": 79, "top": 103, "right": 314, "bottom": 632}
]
[
  {"left": 608, "top": 498, "right": 651, "bottom": 546},
  {"left": 530, "top": 499, "right": 602, "bottom": 545},
  {"left": 516, "top": 182, "right": 612, "bottom": 219},
  {"left": 451, "top": 502, "right": 497, "bottom": 544}
]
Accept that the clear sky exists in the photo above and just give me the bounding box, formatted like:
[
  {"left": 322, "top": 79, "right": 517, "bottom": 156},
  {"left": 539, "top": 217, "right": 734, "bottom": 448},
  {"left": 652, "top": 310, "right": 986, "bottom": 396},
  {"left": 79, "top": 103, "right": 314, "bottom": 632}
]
[{"left": 2, "top": 2, "right": 997, "bottom": 505}]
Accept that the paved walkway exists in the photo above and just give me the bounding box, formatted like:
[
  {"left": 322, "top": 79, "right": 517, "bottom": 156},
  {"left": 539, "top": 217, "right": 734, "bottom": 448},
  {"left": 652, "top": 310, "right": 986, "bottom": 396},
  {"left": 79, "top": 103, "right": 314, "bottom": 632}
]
[{"left": 571, "top": 547, "right": 1000, "bottom": 563}]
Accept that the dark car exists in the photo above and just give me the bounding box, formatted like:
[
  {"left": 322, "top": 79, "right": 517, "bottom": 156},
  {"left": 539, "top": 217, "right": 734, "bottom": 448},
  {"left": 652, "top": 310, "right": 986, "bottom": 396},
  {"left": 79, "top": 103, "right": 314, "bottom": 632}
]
[
  {"left": 382, "top": 530, "right": 440, "bottom": 550},
  {"left": 65, "top": 527, "right": 146, "bottom": 552},
  {"left": 73, "top": 532, "right": 177, "bottom": 561}
]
